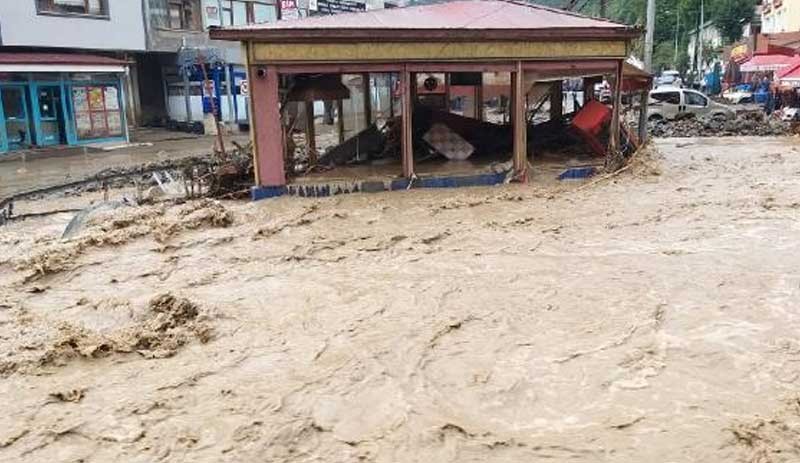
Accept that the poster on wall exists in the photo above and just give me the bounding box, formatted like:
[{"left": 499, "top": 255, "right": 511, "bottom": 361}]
[
  {"left": 88, "top": 87, "right": 105, "bottom": 111},
  {"left": 90, "top": 112, "right": 108, "bottom": 134},
  {"left": 104, "top": 86, "right": 119, "bottom": 110},
  {"left": 72, "top": 87, "right": 89, "bottom": 113},
  {"left": 75, "top": 112, "right": 92, "bottom": 138},
  {"left": 107, "top": 112, "right": 122, "bottom": 135}
]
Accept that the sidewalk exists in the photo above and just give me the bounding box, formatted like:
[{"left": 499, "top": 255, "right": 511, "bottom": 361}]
[{"left": 0, "top": 128, "right": 251, "bottom": 198}]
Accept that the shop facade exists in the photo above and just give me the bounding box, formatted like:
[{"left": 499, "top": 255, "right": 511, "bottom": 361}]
[{"left": 0, "top": 54, "right": 129, "bottom": 155}]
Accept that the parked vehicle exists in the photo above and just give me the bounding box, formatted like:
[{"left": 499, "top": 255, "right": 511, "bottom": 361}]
[
  {"left": 656, "top": 70, "right": 682, "bottom": 88},
  {"left": 722, "top": 84, "right": 754, "bottom": 104},
  {"left": 647, "top": 87, "right": 736, "bottom": 121}
]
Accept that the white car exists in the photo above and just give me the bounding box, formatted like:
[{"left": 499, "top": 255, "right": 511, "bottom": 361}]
[
  {"left": 657, "top": 70, "right": 683, "bottom": 88},
  {"left": 648, "top": 87, "right": 735, "bottom": 121},
  {"left": 722, "top": 88, "right": 754, "bottom": 104}
]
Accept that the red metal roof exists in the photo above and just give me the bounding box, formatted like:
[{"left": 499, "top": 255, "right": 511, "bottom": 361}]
[
  {"left": 740, "top": 53, "right": 800, "bottom": 72},
  {"left": 211, "top": 0, "right": 638, "bottom": 41},
  {"left": 0, "top": 52, "right": 128, "bottom": 66},
  {"left": 776, "top": 57, "right": 800, "bottom": 80}
]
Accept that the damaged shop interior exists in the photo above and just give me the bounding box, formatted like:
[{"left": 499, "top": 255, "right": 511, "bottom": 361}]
[
  {"left": 207, "top": 0, "right": 644, "bottom": 198},
  {"left": 280, "top": 63, "right": 650, "bottom": 193}
]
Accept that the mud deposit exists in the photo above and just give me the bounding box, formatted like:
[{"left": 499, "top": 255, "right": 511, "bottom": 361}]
[{"left": 1, "top": 137, "right": 800, "bottom": 462}]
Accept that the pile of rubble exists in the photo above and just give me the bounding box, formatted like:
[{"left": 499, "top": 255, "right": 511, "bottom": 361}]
[
  {"left": 649, "top": 113, "right": 795, "bottom": 138},
  {"left": 1, "top": 143, "right": 254, "bottom": 225}
]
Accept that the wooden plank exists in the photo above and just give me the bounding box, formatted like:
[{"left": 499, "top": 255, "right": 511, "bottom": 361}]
[
  {"left": 253, "top": 40, "right": 629, "bottom": 63},
  {"left": 512, "top": 61, "right": 528, "bottom": 181},
  {"left": 336, "top": 99, "right": 345, "bottom": 144},
  {"left": 305, "top": 100, "right": 316, "bottom": 163},
  {"left": 401, "top": 68, "right": 414, "bottom": 178},
  {"left": 608, "top": 60, "right": 623, "bottom": 154},
  {"left": 638, "top": 88, "right": 648, "bottom": 144},
  {"left": 362, "top": 72, "right": 372, "bottom": 126},
  {"left": 549, "top": 81, "right": 563, "bottom": 121},
  {"left": 274, "top": 63, "right": 402, "bottom": 74}
]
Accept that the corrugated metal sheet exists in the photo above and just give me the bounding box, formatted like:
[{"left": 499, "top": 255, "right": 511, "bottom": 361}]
[
  {"left": 0, "top": 53, "right": 128, "bottom": 66},
  {"left": 225, "top": 0, "right": 626, "bottom": 31}
]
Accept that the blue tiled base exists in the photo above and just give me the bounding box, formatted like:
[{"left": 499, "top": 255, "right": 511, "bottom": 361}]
[{"left": 250, "top": 170, "right": 510, "bottom": 201}]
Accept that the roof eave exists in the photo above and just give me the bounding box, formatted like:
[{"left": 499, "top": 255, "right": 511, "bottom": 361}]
[{"left": 209, "top": 26, "right": 641, "bottom": 43}]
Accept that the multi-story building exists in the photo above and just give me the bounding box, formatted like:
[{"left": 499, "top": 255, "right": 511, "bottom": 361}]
[
  {"left": 134, "top": 0, "right": 281, "bottom": 128},
  {"left": 0, "top": 0, "right": 146, "bottom": 154},
  {"left": 0, "top": 0, "right": 386, "bottom": 154},
  {"left": 761, "top": 0, "right": 800, "bottom": 34}
]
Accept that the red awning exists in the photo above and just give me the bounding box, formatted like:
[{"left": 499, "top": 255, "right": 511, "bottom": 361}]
[
  {"left": 740, "top": 54, "right": 800, "bottom": 72},
  {"left": 777, "top": 59, "right": 800, "bottom": 81}
]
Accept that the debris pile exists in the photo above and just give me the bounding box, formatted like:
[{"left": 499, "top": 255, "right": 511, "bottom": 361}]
[
  {"left": 650, "top": 113, "right": 795, "bottom": 138},
  {"left": 1, "top": 293, "right": 212, "bottom": 376},
  {"left": 14, "top": 199, "right": 233, "bottom": 280}
]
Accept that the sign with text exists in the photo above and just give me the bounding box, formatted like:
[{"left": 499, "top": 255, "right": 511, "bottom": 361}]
[
  {"left": 312, "top": 0, "right": 365, "bottom": 15},
  {"left": 280, "top": 0, "right": 300, "bottom": 20}
]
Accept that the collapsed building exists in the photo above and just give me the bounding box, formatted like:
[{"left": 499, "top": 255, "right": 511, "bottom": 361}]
[{"left": 210, "top": 0, "right": 647, "bottom": 199}]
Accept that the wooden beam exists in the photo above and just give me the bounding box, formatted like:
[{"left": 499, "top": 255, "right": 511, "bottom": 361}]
[
  {"left": 362, "top": 72, "right": 372, "bottom": 127},
  {"left": 549, "top": 81, "right": 563, "bottom": 121},
  {"left": 304, "top": 100, "right": 316, "bottom": 163},
  {"left": 336, "top": 99, "right": 345, "bottom": 144},
  {"left": 444, "top": 72, "right": 451, "bottom": 112},
  {"left": 638, "top": 88, "right": 648, "bottom": 144},
  {"left": 476, "top": 81, "right": 483, "bottom": 121},
  {"left": 608, "top": 60, "right": 624, "bottom": 155},
  {"left": 252, "top": 40, "right": 630, "bottom": 63},
  {"left": 401, "top": 68, "right": 414, "bottom": 178},
  {"left": 512, "top": 61, "right": 528, "bottom": 181}
]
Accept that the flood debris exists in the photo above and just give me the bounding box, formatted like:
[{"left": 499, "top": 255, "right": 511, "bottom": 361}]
[
  {"left": 727, "top": 397, "right": 800, "bottom": 463},
  {"left": 1, "top": 293, "right": 212, "bottom": 377},
  {"left": 14, "top": 199, "right": 233, "bottom": 280},
  {"left": 649, "top": 112, "right": 797, "bottom": 138}
]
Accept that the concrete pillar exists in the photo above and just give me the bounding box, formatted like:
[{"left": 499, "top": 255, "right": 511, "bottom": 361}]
[
  {"left": 511, "top": 62, "right": 527, "bottom": 181},
  {"left": 250, "top": 65, "right": 285, "bottom": 186},
  {"left": 401, "top": 68, "right": 414, "bottom": 178}
]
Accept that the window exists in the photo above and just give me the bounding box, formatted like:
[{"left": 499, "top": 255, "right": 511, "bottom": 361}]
[
  {"left": 684, "top": 91, "right": 708, "bottom": 107},
  {"left": 651, "top": 92, "right": 680, "bottom": 105},
  {"left": 72, "top": 85, "right": 123, "bottom": 140},
  {"left": 220, "top": 1, "right": 277, "bottom": 25},
  {"left": 37, "top": 0, "right": 108, "bottom": 17},
  {"left": 168, "top": 0, "right": 200, "bottom": 30}
]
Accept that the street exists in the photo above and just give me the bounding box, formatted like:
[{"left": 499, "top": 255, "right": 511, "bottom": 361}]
[
  {"left": 1, "top": 136, "right": 798, "bottom": 462},
  {"left": 0, "top": 129, "right": 250, "bottom": 199}
]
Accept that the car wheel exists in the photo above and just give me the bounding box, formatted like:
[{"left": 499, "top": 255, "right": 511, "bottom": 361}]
[{"left": 648, "top": 114, "right": 664, "bottom": 122}]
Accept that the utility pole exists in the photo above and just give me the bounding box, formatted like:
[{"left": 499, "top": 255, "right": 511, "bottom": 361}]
[
  {"left": 697, "top": 0, "right": 705, "bottom": 75},
  {"left": 644, "top": 0, "right": 656, "bottom": 72},
  {"left": 674, "top": 5, "right": 679, "bottom": 67}
]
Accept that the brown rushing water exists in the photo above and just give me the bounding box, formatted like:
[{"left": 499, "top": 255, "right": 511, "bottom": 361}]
[{"left": 1, "top": 137, "right": 800, "bottom": 462}]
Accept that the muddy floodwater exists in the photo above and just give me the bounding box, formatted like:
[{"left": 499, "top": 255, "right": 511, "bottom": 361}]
[{"left": 1, "top": 137, "right": 800, "bottom": 462}]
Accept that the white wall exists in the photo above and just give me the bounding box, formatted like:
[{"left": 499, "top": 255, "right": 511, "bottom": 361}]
[{"left": 0, "top": 0, "right": 146, "bottom": 51}]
